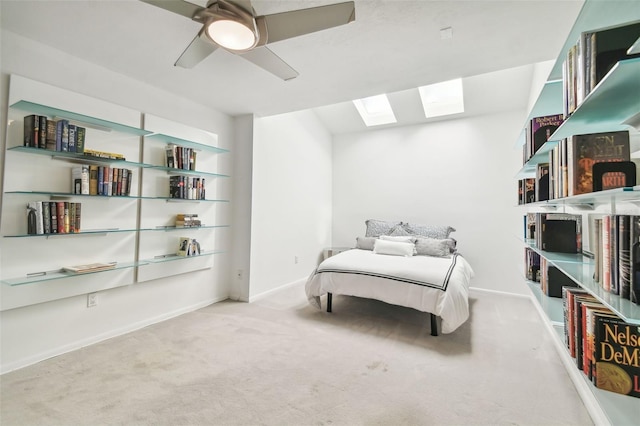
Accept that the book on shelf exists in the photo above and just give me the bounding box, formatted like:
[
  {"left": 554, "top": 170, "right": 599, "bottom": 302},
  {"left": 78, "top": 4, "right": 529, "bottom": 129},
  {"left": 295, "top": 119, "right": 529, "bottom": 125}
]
[
  {"left": 75, "top": 126, "right": 85, "bottom": 154},
  {"left": 62, "top": 262, "right": 117, "bottom": 274},
  {"left": 567, "top": 130, "right": 631, "bottom": 196},
  {"left": 563, "top": 287, "right": 591, "bottom": 358},
  {"left": 23, "top": 115, "right": 38, "bottom": 148},
  {"left": 541, "top": 263, "right": 578, "bottom": 298},
  {"left": 524, "top": 247, "right": 540, "bottom": 282},
  {"left": 536, "top": 163, "right": 550, "bottom": 201},
  {"left": 60, "top": 119, "right": 69, "bottom": 152},
  {"left": 45, "top": 119, "right": 57, "bottom": 151},
  {"left": 71, "top": 165, "right": 90, "bottom": 195},
  {"left": 536, "top": 213, "right": 582, "bottom": 253},
  {"left": 593, "top": 314, "right": 640, "bottom": 398},
  {"left": 525, "top": 114, "right": 564, "bottom": 162},
  {"left": 68, "top": 124, "right": 76, "bottom": 153}
]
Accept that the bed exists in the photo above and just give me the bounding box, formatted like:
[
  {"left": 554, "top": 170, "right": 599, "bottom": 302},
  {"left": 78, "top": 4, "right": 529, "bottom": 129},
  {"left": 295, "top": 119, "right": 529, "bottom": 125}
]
[{"left": 304, "top": 220, "right": 474, "bottom": 335}]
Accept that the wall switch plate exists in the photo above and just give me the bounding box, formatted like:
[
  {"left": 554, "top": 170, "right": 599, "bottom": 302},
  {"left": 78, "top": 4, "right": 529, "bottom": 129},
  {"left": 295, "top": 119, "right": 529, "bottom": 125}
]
[{"left": 87, "top": 292, "right": 98, "bottom": 308}]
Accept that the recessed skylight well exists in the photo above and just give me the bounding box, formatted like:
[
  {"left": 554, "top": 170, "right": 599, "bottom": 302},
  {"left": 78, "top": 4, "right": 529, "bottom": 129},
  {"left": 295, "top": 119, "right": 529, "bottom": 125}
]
[
  {"left": 353, "top": 94, "right": 397, "bottom": 127},
  {"left": 419, "top": 78, "right": 464, "bottom": 118}
]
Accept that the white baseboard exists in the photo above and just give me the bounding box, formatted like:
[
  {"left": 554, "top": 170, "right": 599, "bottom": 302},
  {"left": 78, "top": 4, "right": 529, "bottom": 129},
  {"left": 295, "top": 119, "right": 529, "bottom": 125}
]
[
  {"left": 469, "top": 286, "right": 530, "bottom": 298},
  {"left": 248, "top": 277, "right": 306, "bottom": 303},
  {"left": 1, "top": 295, "right": 227, "bottom": 375}
]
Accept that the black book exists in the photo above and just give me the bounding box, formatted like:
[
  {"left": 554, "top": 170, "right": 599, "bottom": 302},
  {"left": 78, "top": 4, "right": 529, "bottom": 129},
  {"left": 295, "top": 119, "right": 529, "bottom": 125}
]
[
  {"left": 546, "top": 266, "right": 578, "bottom": 298},
  {"left": 542, "top": 218, "right": 578, "bottom": 253},
  {"left": 586, "top": 22, "right": 640, "bottom": 96}
]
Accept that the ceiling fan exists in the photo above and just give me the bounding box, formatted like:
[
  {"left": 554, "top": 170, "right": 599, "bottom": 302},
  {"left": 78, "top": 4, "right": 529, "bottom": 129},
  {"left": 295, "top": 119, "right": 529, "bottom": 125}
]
[{"left": 141, "top": 0, "right": 356, "bottom": 80}]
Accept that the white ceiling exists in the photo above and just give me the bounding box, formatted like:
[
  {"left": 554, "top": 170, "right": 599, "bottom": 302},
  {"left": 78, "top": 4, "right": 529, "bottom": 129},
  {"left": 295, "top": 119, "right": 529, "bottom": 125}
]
[{"left": 1, "top": 0, "right": 585, "bottom": 131}]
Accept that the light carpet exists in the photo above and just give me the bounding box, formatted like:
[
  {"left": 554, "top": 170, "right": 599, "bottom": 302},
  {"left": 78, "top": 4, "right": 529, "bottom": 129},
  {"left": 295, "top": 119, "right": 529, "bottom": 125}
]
[{"left": 0, "top": 283, "right": 592, "bottom": 425}]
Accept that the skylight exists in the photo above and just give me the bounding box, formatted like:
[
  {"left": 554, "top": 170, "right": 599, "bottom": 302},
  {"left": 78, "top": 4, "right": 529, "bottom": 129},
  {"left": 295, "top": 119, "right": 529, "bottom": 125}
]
[
  {"left": 418, "top": 78, "right": 464, "bottom": 118},
  {"left": 353, "top": 94, "right": 397, "bottom": 127}
]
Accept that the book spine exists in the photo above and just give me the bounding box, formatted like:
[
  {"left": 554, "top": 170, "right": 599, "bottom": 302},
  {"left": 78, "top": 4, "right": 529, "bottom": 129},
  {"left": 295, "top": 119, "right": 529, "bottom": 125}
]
[
  {"left": 68, "top": 124, "right": 76, "bottom": 153},
  {"left": 75, "top": 126, "right": 85, "bottom": 154},
  {"left": 49, "top": 201, "right": 58, "bottom": 234},
  {"left": 38, "top": 116, "right": 47, "bottom": 149}
]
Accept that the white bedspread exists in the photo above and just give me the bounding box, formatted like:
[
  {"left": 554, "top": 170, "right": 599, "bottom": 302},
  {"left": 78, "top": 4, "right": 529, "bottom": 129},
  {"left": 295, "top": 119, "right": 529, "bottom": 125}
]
[{"left": 305, "top": 249, "right": 474, "bottom": 334}]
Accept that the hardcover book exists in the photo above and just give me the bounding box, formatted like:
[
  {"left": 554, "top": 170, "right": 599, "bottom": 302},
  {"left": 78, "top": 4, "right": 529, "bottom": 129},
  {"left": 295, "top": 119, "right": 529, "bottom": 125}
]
[
  {"left": 530, "top": 114, "right": 564, "bottom": 159},
  {"left": 567, "top": 130, "right": 631, "bottom": 196},
  {"left": 594, "top": 314, "right": 640, "bottom": 398}
]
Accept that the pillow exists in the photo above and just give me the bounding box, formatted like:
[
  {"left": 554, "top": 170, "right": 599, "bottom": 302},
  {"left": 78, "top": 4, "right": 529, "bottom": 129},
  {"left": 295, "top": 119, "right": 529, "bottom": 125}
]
[
  {"left": 415, "top": 237, "right": 453, "bottom": 257},
  {"left": 373, "top": 239, "right": 415, "bottom": 257},
  {"left": 403, "top": 223, "right": 456, "bottom": 239},
  {"left": 365, "top": 219, "right": 402, "bottom": 237},
  {"left": 355, "top": 236, "right": 377, "bottom": 251},
  {"left": 446, "top": 238, "right": 457, "bottom": 253},
  {"left": 379, "top": 235, "right": 416, "bottom": 243},
  {"left": 388, "top": 224, "right": 413, "bottom": 237}
]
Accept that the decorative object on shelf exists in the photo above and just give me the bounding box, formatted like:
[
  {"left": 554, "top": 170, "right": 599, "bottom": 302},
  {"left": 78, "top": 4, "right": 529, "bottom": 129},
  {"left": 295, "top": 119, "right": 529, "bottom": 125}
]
[
  {"left": 175, "top": 214, "right": 201, "bottom": 228},
  {"left": 177, "top": 237, "right": 201, "bottom": 257},
  {"left": 592, "top": 160, "right": 636, "bottom": 192}
]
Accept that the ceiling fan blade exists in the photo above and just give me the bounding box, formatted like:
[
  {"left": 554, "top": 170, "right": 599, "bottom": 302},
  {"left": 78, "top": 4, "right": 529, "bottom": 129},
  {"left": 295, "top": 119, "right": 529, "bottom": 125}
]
[
  {"left": 139, "top": 0, "right": 203, "bottom": 19},
  {"left": 260, "top": 1, "right": 355, "bottom": 44},
  {"left": 239, "top": 46, "right": 299, "bottom": 81},
  {"left": 175, "top": 31, "right": 218, "bottom": 68}
]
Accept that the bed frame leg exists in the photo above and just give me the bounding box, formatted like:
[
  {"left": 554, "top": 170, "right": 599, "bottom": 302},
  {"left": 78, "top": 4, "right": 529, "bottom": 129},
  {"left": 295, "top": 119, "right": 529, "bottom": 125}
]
[
  {"left": 430, "top": 313, "right": 438, "bottom": 336},
  {"left": 327, "top": 293, "right": 332, "bottom": 313}
]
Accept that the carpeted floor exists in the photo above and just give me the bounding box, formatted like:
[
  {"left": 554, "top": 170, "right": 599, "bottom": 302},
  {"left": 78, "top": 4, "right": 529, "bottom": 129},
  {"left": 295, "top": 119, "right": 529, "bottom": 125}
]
[{"left": 0, "top": 283, "right": 592, "bottom": 425}]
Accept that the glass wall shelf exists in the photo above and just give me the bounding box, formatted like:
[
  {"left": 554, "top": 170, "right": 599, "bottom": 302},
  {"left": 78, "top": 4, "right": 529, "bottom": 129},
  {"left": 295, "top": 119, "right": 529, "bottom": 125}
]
[
  {"left": 145, "top": 133, "right": 228, "bottom": 154},
  {"left": 525, "top": 241, "right": 640, "bottom": 324},
  {"left": 3, "top": 228, "right": 138, "bottom": 238},
  {"left": 521, "top": 186, "right": 640, "bottom": 207},
  {"left": 151, "top": 165, "right": 229, "bottom": 178},
  {"left": 549, "top": 58, "right": 640, "bottom": 142},
  {"left": 4, "top": 191, "right": 140, "bottom": 199},
  {"left": 1, "top": 260, "right": 145, "bottom": 286},
  {"left": 10, "top": 100, "right": 151, "bottom": 136},
  {"left": 7, "top": 146, "right": 153, "bottom": 168},
  {"left": 144, "top": 250, "right": 224, "bottom": 264},
  {"left": 526, "top": 280, "right": 565, "bottom": 325},
  {"left": 140, "top": 225, "right": 230, "bottom": 232},
  {"left": 139, "top": 195, "right": 229, "bottom": 202}
]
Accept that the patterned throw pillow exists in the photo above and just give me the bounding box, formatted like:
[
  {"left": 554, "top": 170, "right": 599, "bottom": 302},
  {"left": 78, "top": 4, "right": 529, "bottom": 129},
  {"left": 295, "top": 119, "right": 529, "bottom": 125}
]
[
  {"left": 365, "top": 219, "right": 402, "bottom": 237},
  {"left": 403, "top": 223, "right": 456, "bottom": 239},
  {"left": 355, "top": 236, "right": 377, "bottom": 250},
  {"left": 415, "top": 237, "right": 452, "bottom": 257}
]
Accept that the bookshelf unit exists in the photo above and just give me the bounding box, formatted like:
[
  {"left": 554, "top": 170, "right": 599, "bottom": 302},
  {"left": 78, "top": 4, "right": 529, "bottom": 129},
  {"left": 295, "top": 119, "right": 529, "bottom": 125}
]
[
  {"left": 0, "top": 75, "right": 229, "bottom": 309},
  {"left": 517, "top": 2, "right": 640, "bottom": 424}
]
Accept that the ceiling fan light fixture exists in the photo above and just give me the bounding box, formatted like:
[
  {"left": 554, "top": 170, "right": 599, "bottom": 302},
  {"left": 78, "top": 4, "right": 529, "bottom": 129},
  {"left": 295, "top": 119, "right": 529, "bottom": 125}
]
[{"left": 206, "top": 19, "right": 257, "bottom": 51}]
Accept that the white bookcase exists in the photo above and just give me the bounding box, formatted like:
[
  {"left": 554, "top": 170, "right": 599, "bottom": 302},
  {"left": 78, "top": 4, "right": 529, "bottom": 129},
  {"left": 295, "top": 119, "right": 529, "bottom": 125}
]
[{"left": 516, "top": 1, "right": 640, "bottom": 424}]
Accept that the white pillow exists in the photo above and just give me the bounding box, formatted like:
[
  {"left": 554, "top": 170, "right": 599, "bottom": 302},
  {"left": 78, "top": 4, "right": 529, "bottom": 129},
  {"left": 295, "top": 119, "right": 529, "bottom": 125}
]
[
  {"left": 380, "top": 235, "right": 416, "bottom": 243},
  {"left": 373, "top": 239, "right": 415, "bottom": 257}
]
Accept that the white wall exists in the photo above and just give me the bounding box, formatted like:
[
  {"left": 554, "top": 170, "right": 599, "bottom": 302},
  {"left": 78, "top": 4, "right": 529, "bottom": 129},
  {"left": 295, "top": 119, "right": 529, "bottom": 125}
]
[
  {"left": 331, "top": 111, "right": 527, "bottom": 295},
  {"left": 250, "top": 110, "right": 333, "bottom": 300},
  {"left": 0, "top": 30, "right": 240, "bottom": 372}
]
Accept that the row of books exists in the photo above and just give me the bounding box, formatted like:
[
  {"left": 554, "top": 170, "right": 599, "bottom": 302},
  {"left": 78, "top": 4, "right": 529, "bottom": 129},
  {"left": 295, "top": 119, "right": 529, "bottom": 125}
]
[
  {"left": 563, "top": 21, "right": 640, "bottom": 118},
  {"left": 524, "top": 247, "right": 541, "bottom": 283},
  {"left": 27, "top": 201, "right": 81, "bottom": 235},
  {"left": 169, "top": 176, "right": 205, "bottom": 200},
  {"left": 24, "top": 115, "right": 85, "bottom": 153},
  {"left": 175, "top": 213, "right": 202, "bottom": 228},
  {"left": 72, "top": 165, "right": 134, "bottom": 196},
  {"left": 563, "top": 286, "right": 639, "bottom": 399},
  {"left": 520, "top": 130, "right": 631, "bottom": 203},
  {"left": 592, "top": 215, "right": 640, "bottom": 304},
  {"left": 522, "top": 114, "right": 564, "bottom": 164},
  {"left": 23, "top": 115, "right": 127, "bottom": 160},
  {"left": 166, "top": 144, "right": 197, "bottom": 171}
]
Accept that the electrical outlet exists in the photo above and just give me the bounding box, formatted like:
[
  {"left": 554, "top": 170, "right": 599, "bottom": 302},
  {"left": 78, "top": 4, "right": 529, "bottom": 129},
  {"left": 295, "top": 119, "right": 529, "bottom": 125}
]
[{"left": 87, "top": 292, "right": 98, "bottom": 308}]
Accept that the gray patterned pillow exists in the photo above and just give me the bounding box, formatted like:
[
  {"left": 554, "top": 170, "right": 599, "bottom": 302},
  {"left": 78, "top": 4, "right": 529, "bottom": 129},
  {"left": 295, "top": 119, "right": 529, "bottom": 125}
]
[
  {"left": 356, "top": 236, "right": 377, "bottom": 250},
  {"left": 365, "top": 219, "right": 402, "bottom": 237},
  {"left": 388, "top": 224, "right": 412, "bottom": 236},
  {"left": 415, "top": 237, "right": 452, "bottom": 257},
  {"left": 403, "top": 223, "right": 456, "bottom": 239}
]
